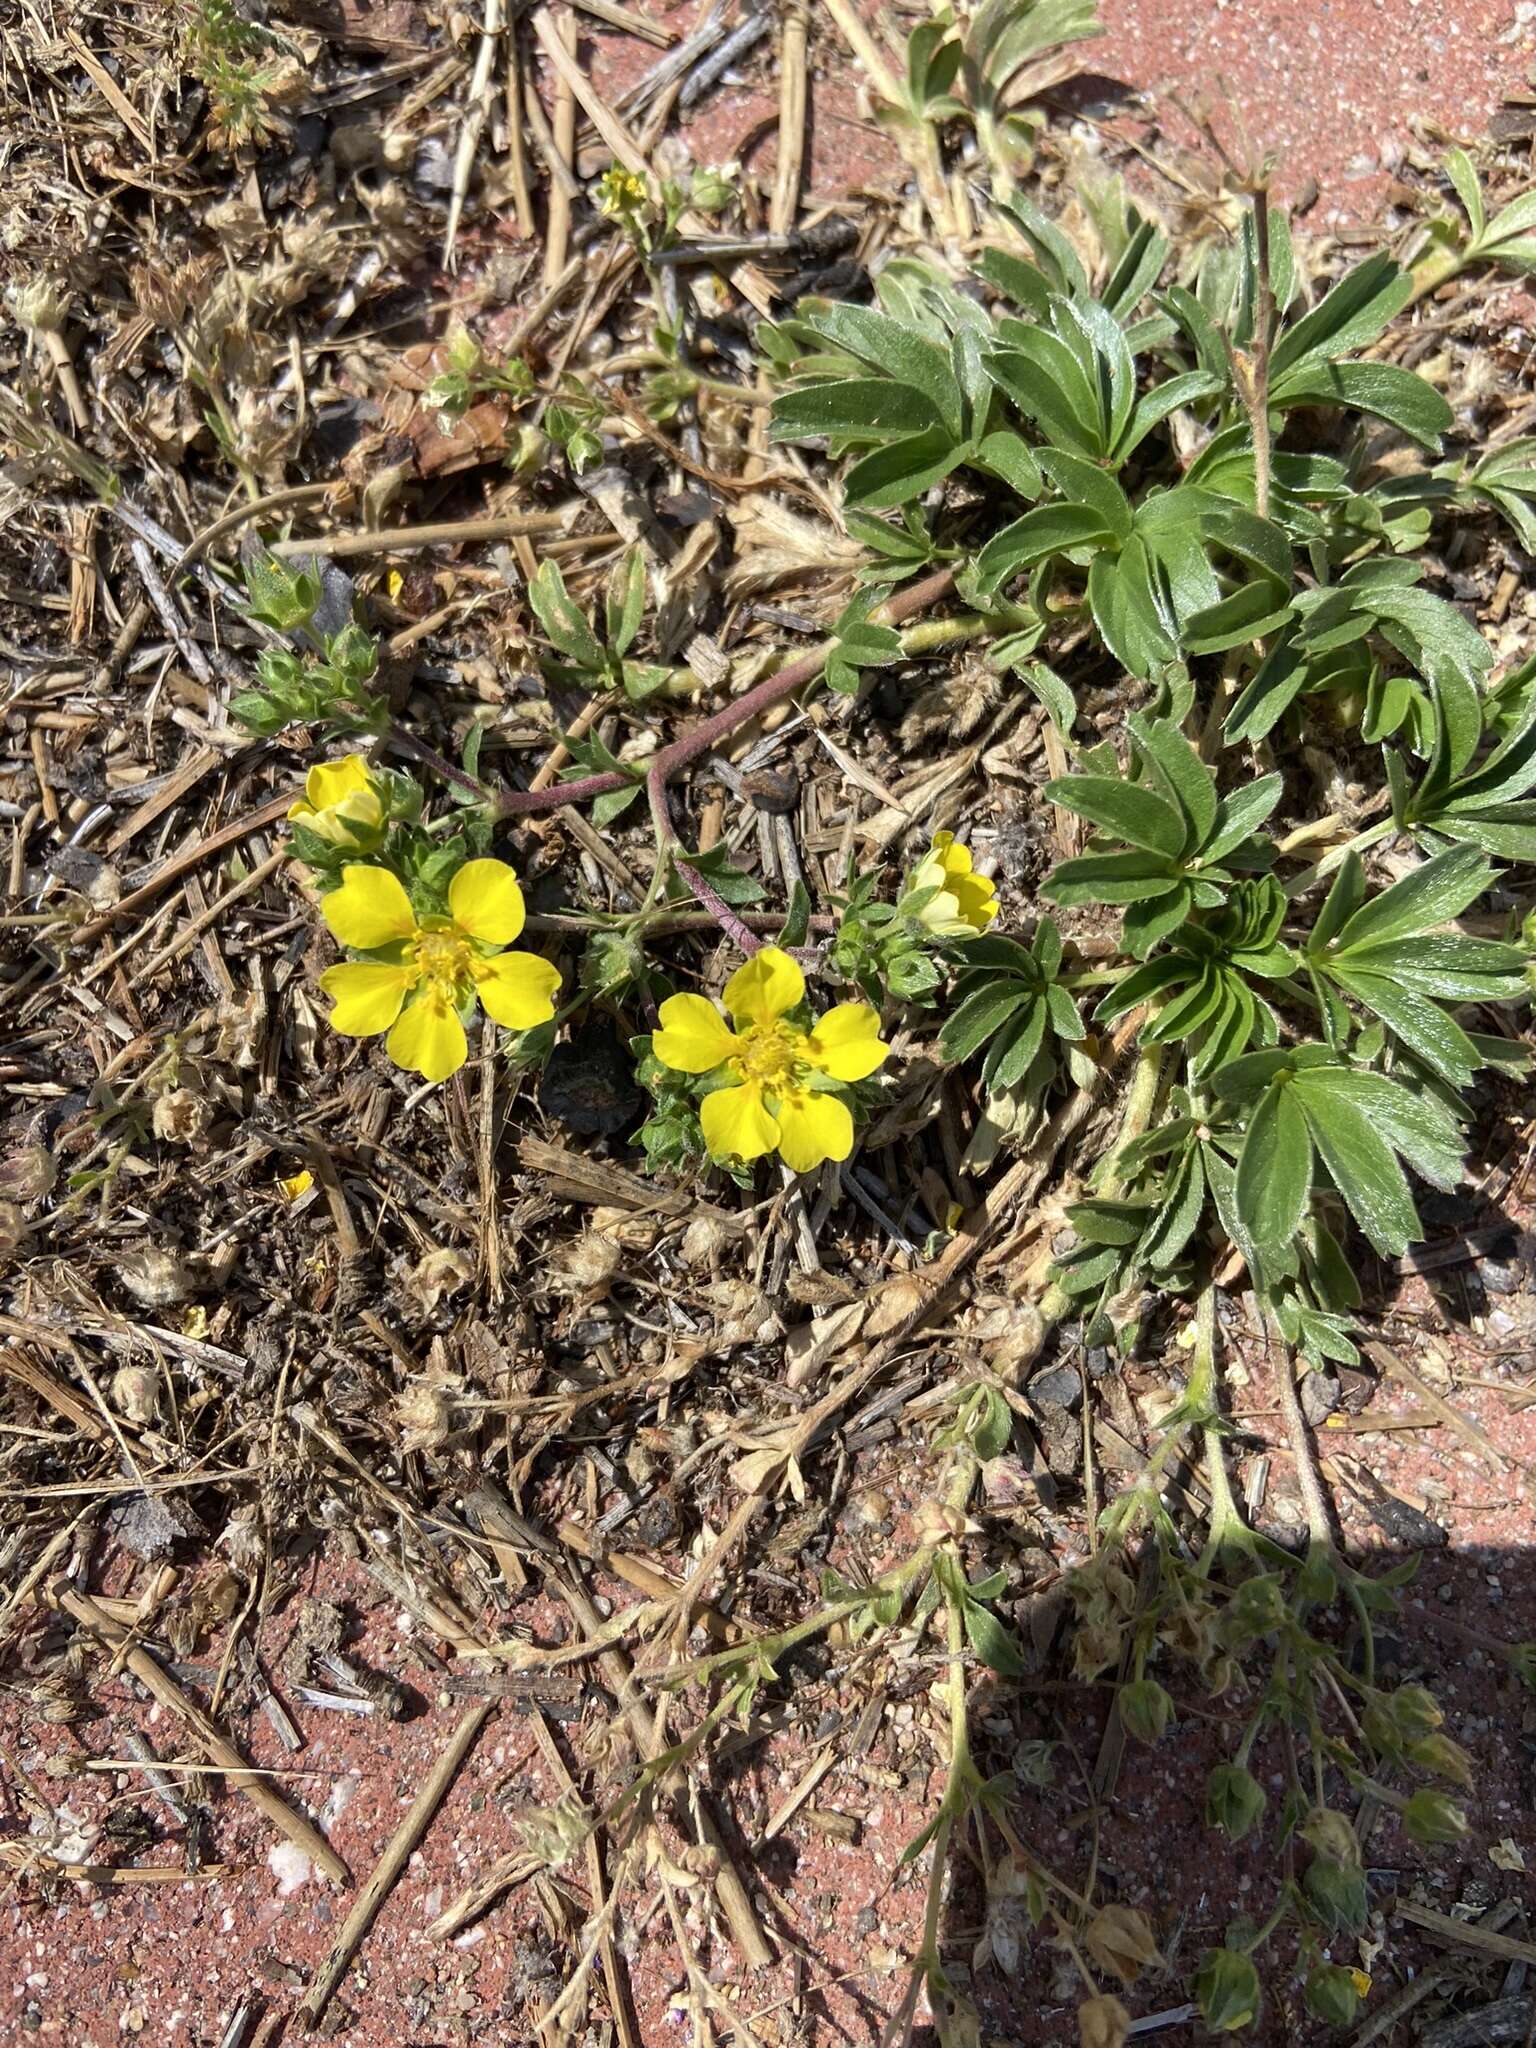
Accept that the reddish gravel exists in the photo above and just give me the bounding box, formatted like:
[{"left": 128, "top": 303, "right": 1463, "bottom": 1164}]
[
  {"left": 584, "top": 0, "right": 1536, "bottom": 227},
  {"left": 1095, "top": 0, "right": 1536, "bottom": 224}
]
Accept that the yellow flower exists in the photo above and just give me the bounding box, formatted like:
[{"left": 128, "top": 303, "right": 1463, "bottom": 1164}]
[
  {"left": 288, "top": 755, "right": 385, "bottom": 852},
  {"left": 652, "top": 948, "right": 888, "bottom": 1173},
  {"left": 319, "top": 859, "right": 559, "bottom": 1084},
  {"left": 596, "top": 166, "right": 648, "bottom": 217},
  {"left": 903, "top": 831, "right": 998, "bottom": 936}
]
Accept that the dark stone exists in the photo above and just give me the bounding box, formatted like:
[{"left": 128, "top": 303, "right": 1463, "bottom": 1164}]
[
  {"left": 1478, "top": 1259, "right": 1522, "bottom": 1296},
  {"left": 1085, "top": 1346, "right": 1112, "bottom": 1378},
  {"left": 1300, "top": 1370, "right": 1341, "bottom": 1425},
  {"left": 537, "top": 1021, "right": 644, "bottom": 1137},
  {"left": 1027, "top": 1365, "right": 1082, "bottom": 1413},
  {"left": 743, "top": 767, "right": 799, "bottom": 814},
  {"left": 1035, "top": 1406, "right": 1080, "bottom": 1480}
]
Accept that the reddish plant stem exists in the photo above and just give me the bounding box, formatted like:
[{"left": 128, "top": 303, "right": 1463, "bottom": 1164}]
[
  {"left": 492, "top": 566, "right": 958, "bottom": 820},
  {"left": 646, "top": 758, "right": 764, "bottom": 955}
]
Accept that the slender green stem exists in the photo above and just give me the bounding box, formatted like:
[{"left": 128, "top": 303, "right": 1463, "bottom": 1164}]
[{"left": 1282, "top": 816, "right": 1395, "bottom": 900}]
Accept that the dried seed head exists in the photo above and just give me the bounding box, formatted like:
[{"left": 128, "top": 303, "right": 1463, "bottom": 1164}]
[
  {"left": 911, "top": 1498, "right": 967, "bottom": 1547},
  {"left": 0, "top": 1202, "right": 27, "bottom": 1255},
  {"left": 110, "top": 1366, "right": 161, "bottom": 1426},
  {"left": 0, "top": 1140, "right": 55, "bottom": 1203},
  {"left": 393, "top": 1377, "right": 457, "bottom": 1451},
  {"left": 213, "top": 990, "right": 266, "bottom": 1068},
  {"left": 1077, "top": 1994, "right": 1131, "bottom": 2048},
  {"left": 679, "top": 1216, "right": 727, "bottom": 1266},
  {"left": 8, "top": 278, "right": 70, "bottom": 333},
  {"left": 984, "top": 1303, "right": 1048, "bottom": 1385},
  {"left": 116, "top": 1247, "right": 193, "bottom": 1307},
  {"left": 218, "top": 1509, "right": 266, "bottom": 1576},
  {"left": 898, "top": 660, "right": 999, "bottom": 750},
  {"left": 547, "top": 1230, "right": 621, "bottom": 1298},
  {"left": 866, "top": 1274, "right": 932, "bottom": 1338},
  {"left": 152, "top": 1087, "right": 211, "bottom": 1144},
  {"left": 405, "top": 1246, "right": 474, "bottom": 1315}
]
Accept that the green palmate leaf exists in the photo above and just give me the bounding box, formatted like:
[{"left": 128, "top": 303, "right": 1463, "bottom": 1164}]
[
  {"left": 1036, "top": 447, "right": 1134, "bottom": 538},
  {"left": 1101, "top": 210, "right": 1170, "bottom": 321},
  {"left": 1118, "top": 368, "right": 1223, "bottom": 459},
  {"left": 972, "top": 429, "right": 1043, "bottom": 497},
  {"left": 960, "top": 1594, "right": 1027, "bottom": 1677},
  {"left": 974, "top": 500, "right": 1119, "bottom": 588},
  {"left": 770, "top": 379, "right": 943, "bottom": 441},
  {"left": 996, "top": 191, "right": 1091, "bottom": 300},
  {"left": 975, "top": 242, "right": 1055, "bottom": 320},
  {"left": 843, "top": 426, "right": 968, "bottom": 509},
  {"left": 1043, "top": 774, "right": 1186, "bottom": 856},
  {"left": 1443, "top": 145, "right": 1486, "bottom": 239},
  {"left": 1218, "top": 1053, "right": 1466, "bottom": 1259},
  {"left": 986, "top": 327, "right": 1105, "bottom": 454},
  {"left": 529, "top": 558, "right": 605, "bottom": 671},
  {"left": 1087, "top": 537, "right": 1177, "bottom": 675},
  {"left": 606, "top": 548, "right": 647, "bottom": 654},
  {"left": 984, "top": 998, "right": 1048, "bottom": 1089},
  {"left": 1322, "top": 843, "right": 1490, "bottom": 949},
  {"left": 1299, "top": 1091, "right": 1425, "bottom": 1258},
  {"left": 805, "top": 302, "right": 963, "bottom": 430},
  {"left": 1269, "top": 250, "right": 1414, "bottom": 378},
  {"left": 1236, "top": 1081, "right": 1313, "bottom": 1252},
  {"left": 1458, "top": 435, "right": 1536, "bottom": 550},
  {"left": 1126, "top": 712, "right": 1216, "bottom": 848},
  {"left": 1307, "top": 847, "right": 1526, "bottom": 1081},
  {"left": 940, "top": 980, "right": 1037, "bottom": 1062},
  {"left": 1269, "top": 359, "right": 1453, "bottom": 446}
]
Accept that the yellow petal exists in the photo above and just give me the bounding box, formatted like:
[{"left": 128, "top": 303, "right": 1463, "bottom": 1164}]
[
  {"left": 287, "top": 796, "right": 316, "bottom": 823},
  {"left": 932, "top": 830, "right": 973, "bottom": 881},
  {"left": 448, "top": 858, "right": 525, "bottom": 945},
  {"left": 951, "top": 870, "right": 998, "bottom": 929},
  {"left": 387, "top": 989, "right": 468, "bottom": 1082},
  {"left": 701, "top": 1081, "right": 779, "bottom": 1161},
  {"left": 322, "top": 865, "right": 417, "bottom": 950},
  {"left": 652, "top": 993, "right": 739, "bottom": 1074},
  {"left": 474, "top": 949, "right": 561, "bottom": 1030},
  {"left": 806, "top": 1003, "right": 890, "bottom": 1082},
  {"left": 773, "top": 1091, "right": 854, "bottom": 1173},
  {"left": 722, "top": 947, "right": 803, "bottom": 1027},
  {"left": 296, "top": 789, "right": 385, "bottom": 847},
  {"left": 305, "top": 754, "right": 373, "bottom": 812},
  {"left": 321, "top": 960, "right": 414, "bottom": 1035},
  {"left": 276, "top": 1169, "right": 314, "bottom": 1202}
]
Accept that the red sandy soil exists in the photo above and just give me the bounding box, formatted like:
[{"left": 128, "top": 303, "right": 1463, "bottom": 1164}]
[
  {"left": 586, "top": 0, "right": 1536, "bottom": 225},
  {"left": 8, "top": 6, "right": 1536, "bottom": 2048}
]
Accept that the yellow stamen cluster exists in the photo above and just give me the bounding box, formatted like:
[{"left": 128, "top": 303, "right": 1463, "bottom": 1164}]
[
  {"left": 319, "top": 859, "right": 559, "bottom": 1082},
  {"left": 651, "top": 948, "right": 889, "bottom": 1172}
]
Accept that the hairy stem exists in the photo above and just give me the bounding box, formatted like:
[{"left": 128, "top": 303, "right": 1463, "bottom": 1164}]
[
  {"left": 647, "top": 757, "right": 765, "bottom": 955},
  {"left": 494, "top": 566, "right": 957, "bottom": 820},
  {"left": 1269, "top": 1329, "right": 1336, "bottom": 1551},
  {"left": 1282, "top": 815, "right": 1395, "bottom": 899}
]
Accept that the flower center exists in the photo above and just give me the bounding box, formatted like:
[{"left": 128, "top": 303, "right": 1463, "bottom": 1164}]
[
  {"left": 731, "top": 1021, "right": 806, "bottom": 1097},
  {"left": 410, "top": 923, "right": 473, "bottom": 997}
]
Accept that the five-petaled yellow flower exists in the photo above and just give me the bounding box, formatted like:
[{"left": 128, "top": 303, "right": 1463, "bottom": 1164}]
[
  {"left": 288, "top": 755, "right": 385, "bottom": 852},
  {"left": 319, "top": 860, "right": 559, "bottom": 1084},
  {"left": 652, "top": 948, "right": 888, "bottom": 1172},
  {"left": 903, "top": 831, "right": 998, "bottom": 937}
]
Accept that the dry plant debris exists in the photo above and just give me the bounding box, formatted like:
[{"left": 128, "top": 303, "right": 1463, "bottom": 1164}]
[{"left": 4, "top": 3, "right": 1536, "bottom": 2045}]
